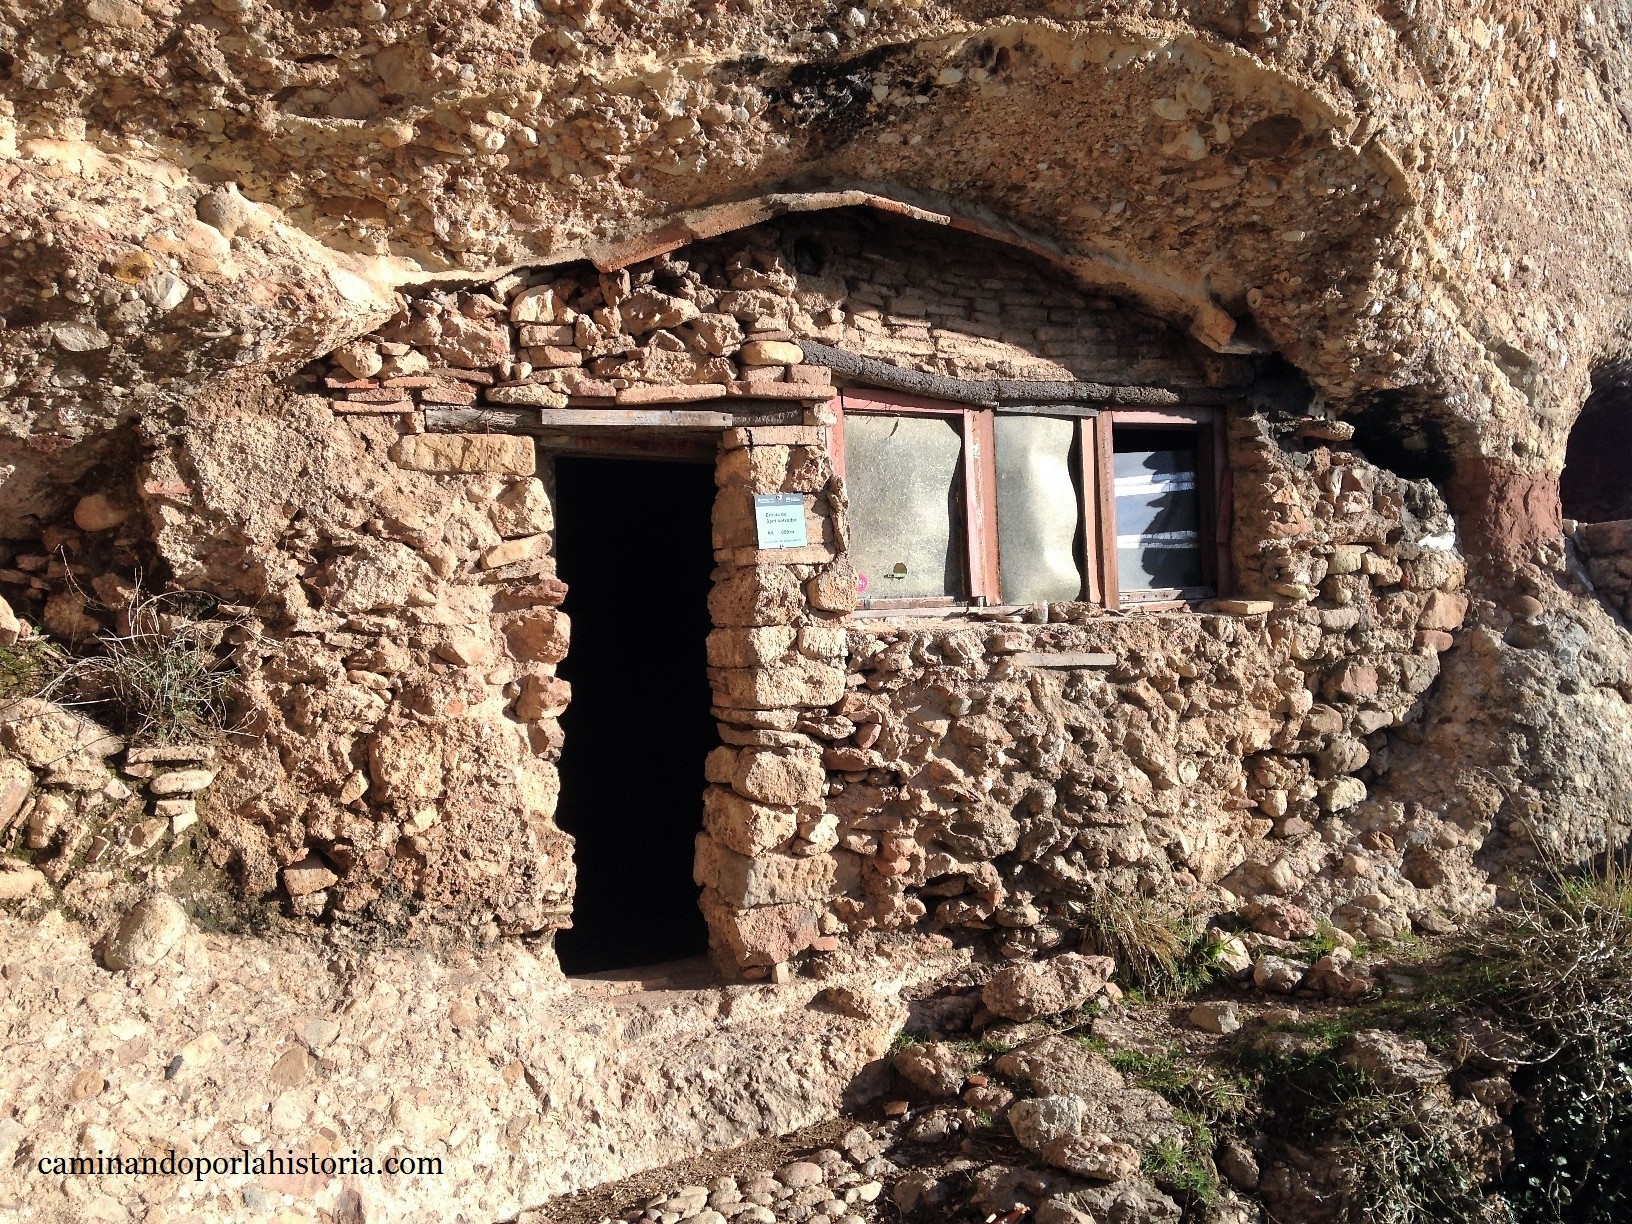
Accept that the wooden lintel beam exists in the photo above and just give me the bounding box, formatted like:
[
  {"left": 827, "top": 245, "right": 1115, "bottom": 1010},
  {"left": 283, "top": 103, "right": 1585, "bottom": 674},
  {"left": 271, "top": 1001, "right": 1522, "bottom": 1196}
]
[{"left": 423, "top": 406, "right": 803, "bottom": 434}]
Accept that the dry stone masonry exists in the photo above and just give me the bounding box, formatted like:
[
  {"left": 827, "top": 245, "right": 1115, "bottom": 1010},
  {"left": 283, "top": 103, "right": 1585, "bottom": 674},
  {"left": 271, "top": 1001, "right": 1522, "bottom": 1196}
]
[{"left": 5, "top": 0, "right": 1632, "bottom": 1211}]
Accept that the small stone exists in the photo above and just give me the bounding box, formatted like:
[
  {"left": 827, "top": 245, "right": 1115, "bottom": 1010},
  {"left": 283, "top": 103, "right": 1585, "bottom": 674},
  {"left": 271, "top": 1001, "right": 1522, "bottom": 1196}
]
[
  {"left": 739, "top": 340, "right": 804, "bottom": 366},
  {"left": 510, "top": 285, "right": 563, "bottom": 324},
  {"left": 102, "top": 894, "right": 187, "bottom": 969},
  {"left": 1041, "top": 1131, "right": 1140, "bottom": 1181},
  {"left": 73, "top": 493, "right": 130, "bottom": 532},
  {"left": 1217, "top": 1136, "right": 1260, "bottom": 1191},
  {"left": 283, "top": 857, "right": 339, "bottom": 897},
  {"left": 149, "top": 768, "right": 215, "bottom": 796},
  {"left": 435, "top": 632, "right": 492, "bottom": 666},
  {"left": 776, "top": 1161, "right": 824, "bottom": 1189},
  {"left": 333, "top": 342, "right": 384, "bottom": 379},
  {"left": 126, "top": 744, "right": 214, "bottom": 765},
  {"left": 1213, "top": 599, "right": 1274, "bottom": 615},
  {"left": 485, "top": 384, "right": 570, "bottom": 408},
  {"left": 1252, "top": 955, "right": 1306, "bottom": 993},
  {"left": 161, "top": 800, "right": 198, "bottom": 833},
  {"left": 1188, "top": 1000, "right": 1242, "bottom": 1034},
  {"left": 481, "top": 534, "right": 550, "bottom": 570},
  {"left": 125, "top": 818, "right": 170, "bottom": 854},
  {"left": 1319, "top": 776, "right": 1367, "bottom": 812},
  {"left": 53, "top": 322, "right": 112, "bottom": 352}
]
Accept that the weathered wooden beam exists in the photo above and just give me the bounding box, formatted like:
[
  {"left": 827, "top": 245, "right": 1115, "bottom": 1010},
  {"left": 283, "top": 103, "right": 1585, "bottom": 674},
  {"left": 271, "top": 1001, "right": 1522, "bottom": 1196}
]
[
  {"left": 425, "top": 407, "right": 540, "bottom": 433},
  {"left": 797, "top": 339, "right": 1230, "bottom": 408},
  {"left": 796, "top": 340, "right": 999, "bottom": 406},
  {"left": 424, "top": 406, "right": 803, "bottom": 434},
  {"left": 425, "top": 407, "right": 735, "bottom": 430}
]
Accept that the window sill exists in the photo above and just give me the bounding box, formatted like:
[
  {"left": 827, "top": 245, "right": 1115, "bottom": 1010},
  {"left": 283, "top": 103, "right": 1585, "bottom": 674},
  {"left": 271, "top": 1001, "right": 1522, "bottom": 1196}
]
[{"left": 845, "top": 596, "right": 1227, "bottom": 622}]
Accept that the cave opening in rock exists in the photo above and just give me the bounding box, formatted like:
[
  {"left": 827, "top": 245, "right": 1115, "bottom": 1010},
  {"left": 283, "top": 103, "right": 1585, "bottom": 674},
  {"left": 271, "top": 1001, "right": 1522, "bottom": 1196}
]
[
  {"left": 1562, "top": 374, "right": 1632, "bottom": 523},
  {"left": 550, "top": 454, "right": 716, "bottom": 974}
]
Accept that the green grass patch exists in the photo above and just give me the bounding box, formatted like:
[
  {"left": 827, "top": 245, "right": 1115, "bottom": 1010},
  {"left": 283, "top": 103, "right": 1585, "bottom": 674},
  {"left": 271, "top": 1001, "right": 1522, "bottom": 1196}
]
[
  {"left": 0, "top": 637, "right": 67, "bottom": 701},
  {"left": 1144, "top": 1135, "right": 1220, "bottom": 1205}
]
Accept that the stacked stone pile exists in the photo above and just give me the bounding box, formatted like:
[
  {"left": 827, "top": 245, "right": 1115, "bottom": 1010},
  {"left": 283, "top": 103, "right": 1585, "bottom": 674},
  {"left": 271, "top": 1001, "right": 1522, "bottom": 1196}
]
[{"left": 321, "top": 249, "right": 838, "bottom": 422}]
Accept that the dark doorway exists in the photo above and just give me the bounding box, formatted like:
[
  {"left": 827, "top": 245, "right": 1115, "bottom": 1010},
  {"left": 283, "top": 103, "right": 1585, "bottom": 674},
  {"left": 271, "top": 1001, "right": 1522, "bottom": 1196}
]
[
  {"left": 1562, "top": 376, "right": 1632, "bottom": 523},
  {"left": 550, "top": 454, "right": 716, "bottom": 974}
]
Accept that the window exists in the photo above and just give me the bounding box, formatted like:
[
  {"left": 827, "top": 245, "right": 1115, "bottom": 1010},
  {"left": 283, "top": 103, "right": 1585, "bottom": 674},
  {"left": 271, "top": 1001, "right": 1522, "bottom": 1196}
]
[{"left": 831, "top": 391, "right": 1227, "bottom": 611}]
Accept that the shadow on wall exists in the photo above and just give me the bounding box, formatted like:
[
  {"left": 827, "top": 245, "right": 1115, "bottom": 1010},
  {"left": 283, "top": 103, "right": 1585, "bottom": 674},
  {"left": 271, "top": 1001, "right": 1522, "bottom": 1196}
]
[{"left": 549, "top": 455, "right": 717, "bottom": 975}]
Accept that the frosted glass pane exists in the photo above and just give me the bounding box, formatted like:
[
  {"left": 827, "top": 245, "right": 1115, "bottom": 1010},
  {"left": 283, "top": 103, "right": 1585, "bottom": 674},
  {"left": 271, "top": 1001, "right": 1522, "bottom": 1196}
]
[
  {"left": 1114, "top": 428, "right": 1204, "bottom": 592},
  {"left": 845, "top": 414, "right": 965, "bottom": 601},
  {"left": 994, "top": 415, "right": 1083, "bottom": 604}
]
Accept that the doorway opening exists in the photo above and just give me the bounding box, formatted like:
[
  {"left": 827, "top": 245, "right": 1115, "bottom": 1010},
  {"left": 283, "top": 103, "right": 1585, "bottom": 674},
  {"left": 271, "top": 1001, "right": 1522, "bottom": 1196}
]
[
  {"left": 550, "top": 453, "right": 717, "bottom": 974},
  {"left": 1562, "top": 373, "right": 1632, "bottom": 523}
]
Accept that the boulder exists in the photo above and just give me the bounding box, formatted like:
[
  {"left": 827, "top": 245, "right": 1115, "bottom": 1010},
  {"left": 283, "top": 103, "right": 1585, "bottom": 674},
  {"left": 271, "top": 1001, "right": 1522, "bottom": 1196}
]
[
  {"left": 1341, "top": 1029, "right": 1450, "bottom": 1092},
  {"left": 892, "top": 1042, "right": 972, "bottom": 1100},
  {"left": 102, "top": 895, "right": 188, "bottom": 969},
  {"left": 1041, "top": 1131, "right": 1140, "bottom": 1182}
]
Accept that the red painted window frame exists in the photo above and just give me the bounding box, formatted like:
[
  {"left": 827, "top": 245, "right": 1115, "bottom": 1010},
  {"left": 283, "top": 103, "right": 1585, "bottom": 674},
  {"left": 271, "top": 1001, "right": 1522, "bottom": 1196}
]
[{"left": 831, "top": 391, "right": 1228, "bottom": 613}]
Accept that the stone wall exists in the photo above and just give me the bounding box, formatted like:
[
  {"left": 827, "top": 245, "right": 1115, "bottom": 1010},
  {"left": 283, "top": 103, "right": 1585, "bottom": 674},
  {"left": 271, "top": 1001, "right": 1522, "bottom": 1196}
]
[{"left": 1, "top": 209, "right": 1484, "bottom": 975}]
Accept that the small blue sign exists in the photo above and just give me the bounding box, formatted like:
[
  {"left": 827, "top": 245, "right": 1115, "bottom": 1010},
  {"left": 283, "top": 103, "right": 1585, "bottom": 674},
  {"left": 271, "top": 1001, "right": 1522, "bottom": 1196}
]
[{"left": 754, "top": 493, "right": 808, "bottom": 549}]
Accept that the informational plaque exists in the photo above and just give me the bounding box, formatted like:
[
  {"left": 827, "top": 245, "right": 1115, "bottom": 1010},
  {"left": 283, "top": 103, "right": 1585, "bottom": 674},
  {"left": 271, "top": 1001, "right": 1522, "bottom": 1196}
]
[{"left": 753, "top": 493, "right": 808, "bottom": 549}]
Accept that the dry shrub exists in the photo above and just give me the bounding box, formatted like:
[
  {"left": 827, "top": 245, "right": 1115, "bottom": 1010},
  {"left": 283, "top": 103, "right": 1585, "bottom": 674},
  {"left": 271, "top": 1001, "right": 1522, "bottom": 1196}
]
[
  {"left": 1470, "top": 842, "right": 1632, "bottom": 1223},
  {"left": 43, "top": 592, "right": 242, "bottom": 746},
  {"left": 1080, "top": 891, "right": 1215, "bottom": 997}
]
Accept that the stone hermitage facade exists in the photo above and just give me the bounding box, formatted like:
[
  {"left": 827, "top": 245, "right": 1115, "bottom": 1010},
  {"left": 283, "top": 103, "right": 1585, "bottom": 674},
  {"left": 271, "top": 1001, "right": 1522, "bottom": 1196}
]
[
  {"left": 5, "top": 210, "right": 1487, "bottom": 975},
  {"left": 5, "top": 3, "right": 1632, "bottom": 1207}
]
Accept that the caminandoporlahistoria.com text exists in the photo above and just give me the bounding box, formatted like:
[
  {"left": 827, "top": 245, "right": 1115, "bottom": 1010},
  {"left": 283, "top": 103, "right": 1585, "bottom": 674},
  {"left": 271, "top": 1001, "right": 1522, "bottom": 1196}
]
[{"left": 32, "top": 1148, "right": 444, "bottom": 1181}]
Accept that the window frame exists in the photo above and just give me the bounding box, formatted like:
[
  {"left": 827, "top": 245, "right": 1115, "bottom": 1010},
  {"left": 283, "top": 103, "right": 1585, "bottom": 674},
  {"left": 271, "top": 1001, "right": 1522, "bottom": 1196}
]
[
  {"left": 830, "top": 391, "right": 1229, "bottom": 614},
  {"left": 1098, "top": 407, "right": 1231, "bottom": 608}
]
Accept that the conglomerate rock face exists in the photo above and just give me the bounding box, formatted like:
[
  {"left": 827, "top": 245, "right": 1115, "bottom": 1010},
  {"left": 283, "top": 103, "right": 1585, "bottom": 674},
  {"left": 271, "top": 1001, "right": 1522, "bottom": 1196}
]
[{"left": 4, "top": 0, "right": 1632, "bottom": 1200}]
